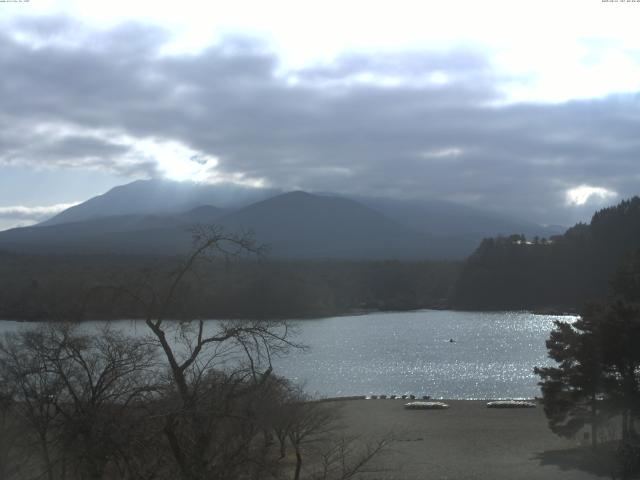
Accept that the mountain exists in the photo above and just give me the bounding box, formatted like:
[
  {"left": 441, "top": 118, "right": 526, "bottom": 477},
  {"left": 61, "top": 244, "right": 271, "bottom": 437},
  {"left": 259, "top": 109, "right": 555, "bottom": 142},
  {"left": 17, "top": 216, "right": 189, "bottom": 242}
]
[
  {"left": 356, "top": 196, "right": 564, "bottom": 239},
  {"left": 217, "top": 191, "right": 429, "bottom": 259},
  {"left": 42, "top": 179, "right": 279, "bottom": 226},
  {"left": 0, "top": 192, "right": 432, "bottom": 259},
  {"left": 0, "top": 213, "right": 192, "bottom": 255},
  {"left": 0, "top": 179, "right": 567, "bottom": 259},
  {"left": 0, "top": 203, "right": 225, "bottom": 255},
  {"left": 181, "top": 205, "right": 225, "bottom": 224},
  {"left": 353, "top": 196, "right": 565, "bottom": 258}
]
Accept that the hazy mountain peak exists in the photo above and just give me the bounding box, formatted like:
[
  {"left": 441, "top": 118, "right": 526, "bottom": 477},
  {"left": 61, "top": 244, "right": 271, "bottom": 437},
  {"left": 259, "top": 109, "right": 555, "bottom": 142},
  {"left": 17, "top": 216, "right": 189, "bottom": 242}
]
[
  {"left": 41, "top": 179, "right": 280, "bottom": 227},
  {"left": 0, "top": 179, "right": 571, "bottom": 259}
]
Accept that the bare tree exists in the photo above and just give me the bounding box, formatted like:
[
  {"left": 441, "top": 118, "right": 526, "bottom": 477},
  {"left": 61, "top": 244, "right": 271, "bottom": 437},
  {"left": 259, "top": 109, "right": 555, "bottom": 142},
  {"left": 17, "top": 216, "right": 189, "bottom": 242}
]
[
  {"left": 312, "top": 435, "right": 390, "bottom": 480},
  {"left": 100, "top": 226, "right": 299, "bottom": 480},
  {"left": 288, "top": 400, "right": 340, "bottom": 480},
  {"left": 0, "top": 327, "right": 66, "bottom": 480},
  {"left": 279, "top": 391, "right": 390, "bottom": 480},
  {"left": 0, "top": 385, "right": 24, "bottom": 480},
  {"left": 0, "top": 323, "right": 160, "bottom": 480},
  {"left": 1, "top": 226, "right": 391, "bottom": 480}
]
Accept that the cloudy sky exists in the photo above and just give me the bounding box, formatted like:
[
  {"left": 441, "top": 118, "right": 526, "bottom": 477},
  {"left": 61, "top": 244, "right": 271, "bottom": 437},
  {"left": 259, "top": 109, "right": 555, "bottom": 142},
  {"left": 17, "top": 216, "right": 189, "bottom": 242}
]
[{"left": 1, "top": 0, "right": 639, "bottom": 230}]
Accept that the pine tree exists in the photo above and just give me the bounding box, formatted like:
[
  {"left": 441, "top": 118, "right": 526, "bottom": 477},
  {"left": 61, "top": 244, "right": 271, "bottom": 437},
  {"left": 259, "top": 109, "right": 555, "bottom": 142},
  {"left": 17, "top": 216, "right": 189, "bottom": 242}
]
[{"left": 534, "top": 304, "right": 607, "bottom": 448}]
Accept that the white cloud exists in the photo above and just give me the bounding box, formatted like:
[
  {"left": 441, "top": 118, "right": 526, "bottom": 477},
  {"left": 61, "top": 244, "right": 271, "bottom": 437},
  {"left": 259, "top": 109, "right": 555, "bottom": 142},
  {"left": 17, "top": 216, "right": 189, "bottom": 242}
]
[
  {"left": 566, "top": 185, "right": 617, "bottom": 206},
  {"left": 0, "top": 202, "right": 80, "bottom": 220},
  {"left": 3, "top": 0, "right": 640, "bottom": 102},
  {"left": 1, "top": 17, "right": 639, "bottom": 226},
  {"left": 420, "top": 148, "right": 464, "bottom": 159},
  {"left": 0, "top": 218, "right": 37, "bottom": 232},
  {"left": 121, "top": 138, "right": 219, "bottom": 183}
]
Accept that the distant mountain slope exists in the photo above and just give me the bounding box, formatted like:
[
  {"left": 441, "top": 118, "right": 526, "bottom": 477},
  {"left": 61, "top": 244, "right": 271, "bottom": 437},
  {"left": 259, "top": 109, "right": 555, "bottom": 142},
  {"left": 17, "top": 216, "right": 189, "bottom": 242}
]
[
  {"left": 42, "top": 179, "right": 279, "bottom": 226},
  {"left": 216, "top": 191, "right": 430, "bottom": 259},
  {"left": 0, "top": 204, "right": 223, "bottom": 255},
  {"left": 181, "top": 205, "right": 225, "bottom": 224},
  {"left": 34, "top": 179, "right": 565, "bottom": 259},
  {"left": 0, "top": 192, "right": 433, "bottom": 259},
  {"left": 0, "top": 214, "right": 193, "bottom": 255},
  {"left": 349, "top": 195, "right": 565, "bottom": 258},
  {"left": 357, "top": 196, "right": 564, "bottom": 239},
  {"left": 452, "top": 196, "right": 640, "bottom": 310}
]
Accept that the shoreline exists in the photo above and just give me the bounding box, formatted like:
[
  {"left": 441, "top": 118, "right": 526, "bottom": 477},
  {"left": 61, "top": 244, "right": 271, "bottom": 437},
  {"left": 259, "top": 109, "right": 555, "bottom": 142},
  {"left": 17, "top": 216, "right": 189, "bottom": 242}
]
[
  {"left": 0, "top": 306, "right": 579, "bottom": 323},
  {"left": 317, "top": 395, "right": 540, "bottom": 402}
]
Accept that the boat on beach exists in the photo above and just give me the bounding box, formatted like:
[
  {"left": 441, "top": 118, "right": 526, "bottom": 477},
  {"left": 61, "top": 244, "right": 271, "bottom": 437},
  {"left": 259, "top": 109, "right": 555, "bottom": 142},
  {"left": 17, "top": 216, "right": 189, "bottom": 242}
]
[
  {"left": 404, "top": 401, "right": 449, "bottom": 410},
  {"left": 486, "top": 400, "right": 536, "bottom": 408}
]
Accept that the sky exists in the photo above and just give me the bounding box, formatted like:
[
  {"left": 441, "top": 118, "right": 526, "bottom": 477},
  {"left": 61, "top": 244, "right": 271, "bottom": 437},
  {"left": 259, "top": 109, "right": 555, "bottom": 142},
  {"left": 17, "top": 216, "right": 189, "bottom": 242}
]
[{"left": 1, "top": 0, "right": 639, "bottom": 230}]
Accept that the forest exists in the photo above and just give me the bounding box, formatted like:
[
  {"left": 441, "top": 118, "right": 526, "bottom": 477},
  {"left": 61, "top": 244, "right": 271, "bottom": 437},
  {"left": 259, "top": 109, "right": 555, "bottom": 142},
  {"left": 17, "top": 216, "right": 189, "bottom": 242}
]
[
  {"left": 452, "top": 197, "right": 640, "bottom": 311},
  {"left": 0, "top": 249, "right": 459, "bottom": 321}
]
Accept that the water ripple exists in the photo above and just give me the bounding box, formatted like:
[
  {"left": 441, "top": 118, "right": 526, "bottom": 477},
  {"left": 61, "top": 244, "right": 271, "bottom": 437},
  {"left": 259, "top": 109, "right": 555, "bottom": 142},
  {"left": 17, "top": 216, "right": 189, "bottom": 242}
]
[{"left": 272, "top": 309, "right": 577, "bottom": 399}]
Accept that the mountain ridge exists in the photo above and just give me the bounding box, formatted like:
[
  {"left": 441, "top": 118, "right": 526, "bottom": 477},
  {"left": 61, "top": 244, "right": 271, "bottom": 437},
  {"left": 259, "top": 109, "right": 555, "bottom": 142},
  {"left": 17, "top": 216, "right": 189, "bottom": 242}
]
[
  {"left": 1, "top": 179, "right": 567, "bottom": 260},
  {"left": 41, "top": 179, "right": 280, "bottom": 226},
  {"left": 0, "top": 191, "right": 433, "bottom": 259}
]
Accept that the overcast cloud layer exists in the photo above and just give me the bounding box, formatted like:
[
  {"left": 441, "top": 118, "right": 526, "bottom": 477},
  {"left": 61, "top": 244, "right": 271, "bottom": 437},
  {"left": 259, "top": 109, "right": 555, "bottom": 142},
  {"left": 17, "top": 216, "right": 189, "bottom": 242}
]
[{"left": 1, "top": 16, "right": 639, "bottom": 227}]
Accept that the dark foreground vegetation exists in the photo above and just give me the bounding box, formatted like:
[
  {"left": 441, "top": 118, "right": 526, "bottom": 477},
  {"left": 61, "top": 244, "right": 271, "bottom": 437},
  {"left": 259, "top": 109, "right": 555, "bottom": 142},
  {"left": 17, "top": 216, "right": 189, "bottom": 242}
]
[
  {"left": 535, "top": 251, "right": 640, "bottom": 479},
  {"left": 0, "top": 323, "right": 388, "bottom": 480},
  {"left": 536, "top": 304, "right": 640, "bottom": 479},
  {"left": 0, "top": 228, "right": 389, "bottom": 480},
  {"left": 453, "top": 197, "right": 640, "bottom": 311}
]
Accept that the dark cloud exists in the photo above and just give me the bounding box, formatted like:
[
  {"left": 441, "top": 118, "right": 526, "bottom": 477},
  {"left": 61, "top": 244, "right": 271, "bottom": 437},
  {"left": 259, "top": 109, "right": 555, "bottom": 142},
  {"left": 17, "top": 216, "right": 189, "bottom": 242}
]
[
  {"left": 36, "top": 136, "right": 129, "bottom": 161},
  {"left": 1, "top": 16, "right": 639, "bottom": 225}
]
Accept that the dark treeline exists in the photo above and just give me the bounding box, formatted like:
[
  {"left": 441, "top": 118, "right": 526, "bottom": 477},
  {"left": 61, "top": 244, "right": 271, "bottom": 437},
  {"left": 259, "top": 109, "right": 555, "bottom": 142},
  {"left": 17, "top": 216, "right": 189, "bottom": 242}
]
[
  {"left": 0, "top": 251, "right": 460, "bottom": 321},
  {"left": 452, "top": 197, "right": 640, "bottom": 311},
  {"left": 0, "top": 304, "right": 388, "bottom": 480}
]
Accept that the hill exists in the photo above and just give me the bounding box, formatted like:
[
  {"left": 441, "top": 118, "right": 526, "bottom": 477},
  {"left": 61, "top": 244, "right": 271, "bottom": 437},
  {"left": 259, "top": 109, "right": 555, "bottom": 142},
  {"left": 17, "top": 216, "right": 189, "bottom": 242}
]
[{"left": 452, "top": 197, "right": 640, "bottom": 310}]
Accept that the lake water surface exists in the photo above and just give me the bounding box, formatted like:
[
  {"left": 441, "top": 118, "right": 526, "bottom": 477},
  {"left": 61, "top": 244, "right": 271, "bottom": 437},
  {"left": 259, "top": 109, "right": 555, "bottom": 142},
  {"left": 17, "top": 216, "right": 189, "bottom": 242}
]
[
  {"left": 273, "top": 310, "right": 576, "bottom": 399},
  {"left": 0, "top": 310, "right": 576, "bottom": 399}
]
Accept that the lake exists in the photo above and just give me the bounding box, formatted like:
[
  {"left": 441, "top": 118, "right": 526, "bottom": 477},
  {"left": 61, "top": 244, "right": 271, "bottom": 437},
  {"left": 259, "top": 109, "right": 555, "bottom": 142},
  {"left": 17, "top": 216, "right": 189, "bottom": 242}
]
[{"left": 0, "top": 310, "right": 576, "bottom": 399}]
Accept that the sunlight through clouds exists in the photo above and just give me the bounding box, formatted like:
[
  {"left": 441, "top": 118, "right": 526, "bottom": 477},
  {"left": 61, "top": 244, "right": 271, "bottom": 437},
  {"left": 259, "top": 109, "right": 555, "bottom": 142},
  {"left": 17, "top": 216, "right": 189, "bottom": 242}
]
[
  {"left": 5, "top": 0, "right": 640, "bottom": 102},
  {"left": 1, "top": 1, "right": 639, "bottom": 228},
  {"left": 566, "top": 185, "right": 617, "bottom": 206},
  {"left": 125, "top": 139, "right": 218, "bottom": 183}
]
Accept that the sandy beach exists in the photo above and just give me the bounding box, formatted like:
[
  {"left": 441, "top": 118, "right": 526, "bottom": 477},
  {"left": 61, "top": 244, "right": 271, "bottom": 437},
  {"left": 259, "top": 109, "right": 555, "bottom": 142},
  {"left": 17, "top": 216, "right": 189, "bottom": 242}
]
[{"left": 334, "top": 399, "right": 609, "bottom": 480}]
